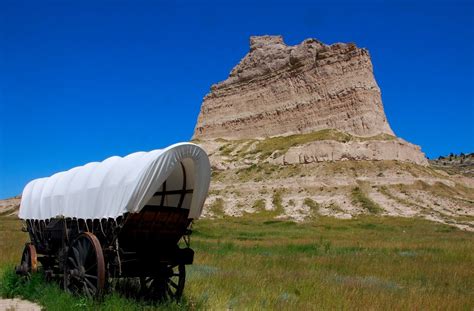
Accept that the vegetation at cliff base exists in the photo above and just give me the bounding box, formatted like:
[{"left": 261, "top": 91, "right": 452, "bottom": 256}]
[{"left": 351, "top": 186, "right": 383, "bottom": 214}]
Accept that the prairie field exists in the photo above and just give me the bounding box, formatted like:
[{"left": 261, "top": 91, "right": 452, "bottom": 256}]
[{"left": 0, "top": 215, "right": 473, "bottom": 310}]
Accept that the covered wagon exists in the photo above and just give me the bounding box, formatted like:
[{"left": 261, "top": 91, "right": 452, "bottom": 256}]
[{"left": 16, "top": 143, "right": 211, "bottom": 299}]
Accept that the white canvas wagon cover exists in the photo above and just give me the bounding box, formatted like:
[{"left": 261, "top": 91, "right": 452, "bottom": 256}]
[{"left": 19, "top": 143, "right": 211, "bottom": 220}]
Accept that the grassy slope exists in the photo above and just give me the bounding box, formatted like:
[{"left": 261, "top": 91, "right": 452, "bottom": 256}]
[
  {"left": 1, "top": 215, "right": 473, "bottom": 310},
  {"left": 207, "top": 128, "right": 397, "bottom": 161},
  {"left": 212, "top": 160, "right": 447, "bottom": 184}
]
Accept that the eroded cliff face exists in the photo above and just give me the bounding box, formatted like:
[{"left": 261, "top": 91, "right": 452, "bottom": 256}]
[
  {"left": 194, "top": 35, "right": 394, "bottom": 140},
  {"left": 188, "top": 36, "right": 474, "bottom": 231}
]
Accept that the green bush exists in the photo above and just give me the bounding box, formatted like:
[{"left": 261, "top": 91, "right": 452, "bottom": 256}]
[{"left": 272, "top": 191, "right": 284, "bottom": 214}]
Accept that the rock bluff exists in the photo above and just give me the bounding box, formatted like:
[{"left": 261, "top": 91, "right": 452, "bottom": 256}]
[{"left": 194, "top": 35, "right": 394, "bottom": 139}]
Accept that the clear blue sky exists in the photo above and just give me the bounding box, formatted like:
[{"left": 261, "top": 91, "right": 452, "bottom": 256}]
[{"left": 1, "top": 0, "right": 473, "bottom": 198}]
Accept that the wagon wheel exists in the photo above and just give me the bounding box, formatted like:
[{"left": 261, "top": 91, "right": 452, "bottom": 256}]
[
  {"left": 140, "top": 264, "right": 185, "bottom": 301},
  {"left": 16, "top": 243, "right": 37, "bottom": 277},
  {"left": 64, "top": 232, "right": 105, "bottom": 298}
]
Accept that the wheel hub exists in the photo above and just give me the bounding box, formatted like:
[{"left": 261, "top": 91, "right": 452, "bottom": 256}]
[{"left": 70, "top": 266, "right": 85, "bottom": 279}]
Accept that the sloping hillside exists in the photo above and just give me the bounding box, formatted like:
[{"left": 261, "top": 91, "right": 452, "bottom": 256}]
[
  {"left": 0, "top": 196, "right": 20, "bottom": 217},
  {"left": 196, "top": 136, "right": 474, "bottom": 231},
  {"left": 430, "top": 153, "right": 474, "bottom": 177}
]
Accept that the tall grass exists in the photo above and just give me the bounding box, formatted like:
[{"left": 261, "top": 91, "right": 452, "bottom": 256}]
[
  {"left": 0, "top": 217, "right": 27, "bottom": 267},
  {"left": 0, "top": 268, "right": 200, "bottom": 310},
  {"left": 1, "top": 215, "right": 473, "bottom": 310}
]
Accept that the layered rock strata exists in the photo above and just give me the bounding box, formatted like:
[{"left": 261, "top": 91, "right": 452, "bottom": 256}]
[
  {"left": 274, "top": 139, "right": 428, "bottom": 166},
  {"left": 194, "top": 35, "right": 394, "bottom": 139},
  {"left": 187, "top": 35, "right": 474, "bottom": 231}
]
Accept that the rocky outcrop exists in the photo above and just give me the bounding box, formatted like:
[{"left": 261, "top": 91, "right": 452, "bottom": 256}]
[
  {"left": 194, "top": 35, "right": 393, "bottom": 140},
  {"left": 190, "top": 35, "right": 473, "bottom": 231},
  {"left": 273, "top": 139, "right": 428, "bottom": 166}
]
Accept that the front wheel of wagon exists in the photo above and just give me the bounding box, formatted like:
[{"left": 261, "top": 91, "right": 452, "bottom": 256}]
[
  {"left": 16, "top": 243, "right": 37, "bottom": 277},
  {"left": 141, "top": 264, "right": 185, "bottom": 301},
  {"left": 64, "top": 232, "right": 105, "bottom": 298}
]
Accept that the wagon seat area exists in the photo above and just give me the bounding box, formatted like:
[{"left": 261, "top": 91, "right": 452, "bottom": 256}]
[{"left": 119, "top": 158, "right": 196, "bottom": 253}]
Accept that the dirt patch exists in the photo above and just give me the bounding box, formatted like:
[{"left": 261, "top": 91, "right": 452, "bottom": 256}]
[{"left": 0, "top": 298, "right": 41, "bottom": 311}]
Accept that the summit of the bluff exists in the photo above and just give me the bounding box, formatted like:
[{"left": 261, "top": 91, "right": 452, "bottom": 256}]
[{"left": 194, "top": 35, "right": 393, "bottom": 140}]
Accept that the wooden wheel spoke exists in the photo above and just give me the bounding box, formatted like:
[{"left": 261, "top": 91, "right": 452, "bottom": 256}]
[
  {"left": 85, "top": 263, "right": 97, "bottom": 273},
  {"left": 80, "top": 240, "right": 89, "bottom": 263},
  {"left": 84, "top": 274, "right": 98, "bottom": 279},
  {"left": 68, "top": 256, "right": 78, "bottom": 268},
  {"left": 138, "top": 264, "right": 185, "bottom": 301},
  {"left": 145, "top": 277, "right": 154, "bottom": 287},
  {"left": 83, "top": 283, "right": 92, "bottom": 298},
  {"left": 72, "top": 246, "right": 82, "bottom": 265},
  {"left": 76, "top": 241, "right": 84, "bottom": 258},
  {"left": 168, "top": 280, "right": 178, "bottom": 289},
  {"left": 85, "top": 241, "right": 92, "bottom": 261},
  {"left": 84, "top": 277, "right": 97, "bottom": 291}
]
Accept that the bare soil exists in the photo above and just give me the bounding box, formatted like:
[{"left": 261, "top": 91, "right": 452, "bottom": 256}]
[{"left": 0, "top": 298, "right": 41, "bottom": 311}]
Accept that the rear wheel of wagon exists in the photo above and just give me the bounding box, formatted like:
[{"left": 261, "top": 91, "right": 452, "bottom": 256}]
[
  {"left": 140, "top": 264, "right": 185, "bottom": 301},
  {"left": 16, "top": 243, "right": 37, "bottom": 277},
  {"left": 64, "top": 232, "right": 105, "bottom": 298}
]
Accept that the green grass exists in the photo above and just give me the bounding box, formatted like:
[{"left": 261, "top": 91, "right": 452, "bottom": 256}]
[
  {"left": 208, "top": 198, "right": 225, "bottom": 217},
  {"left": 210, "top": 130, "right": 398, "bottom": 161},
  {"left": 218, "top": 143, "right": 237, "bottom": 156},
  {"left": 189, "top": 216, "right": 474, "bottom": 310},
  {"left": 0, "top": 268, "right": 200, "bottom": 310},
  {"left": 234, "top": 163, "right": 303, "bottom": 182},
  {"left": 271, "top": 190, "right": 284, "bottom": 215},
  {"left": 351, "top": 187, "right": 383, "bottom": 214},
  {"left": 1, "top": 215, "right": 473, "bottom": 310},
  {"left": 249, "top": 129, "right": 352, "bottom": 159},
  {"left": 217, "top": 160, "right": 445, "bottom": 186},
  {"left": 241, "top": 129, "right": 396, "bottom": 160},
  {"left": 303, "top": 198, "right": 320, "bottom": 210},
  {"left": 303, "top": 198, "right": 320, "bottom": 218},
  {"left": 379, "top": 185, "right": 418, "bottom": 208},
  {"left": 251, "top": 199, "right": 266, "bottom": 212},
  {"left": 0, "top": 217, "right": 27, "bottom": 267}
]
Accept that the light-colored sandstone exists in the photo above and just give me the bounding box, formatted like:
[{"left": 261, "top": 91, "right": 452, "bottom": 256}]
[
  {"left": 194, "top": 35, "right": 393, "bottom": 139},
  {"left": 193, "top": 136, "right": 473, "bottom": 231},
  {"left": 0, "top": 195, "right": 20, "bottom": 216},
  {"left": 273, "top": 139, "right": 428, "bottom": 166}
]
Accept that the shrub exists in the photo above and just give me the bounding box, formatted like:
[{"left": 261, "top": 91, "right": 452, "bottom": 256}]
[
  {"left": 252, "top": 199, "right": 266, "bottom": 212},
  {"left": 272, "top": 191, "right": 284, "bottom": 214}
]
